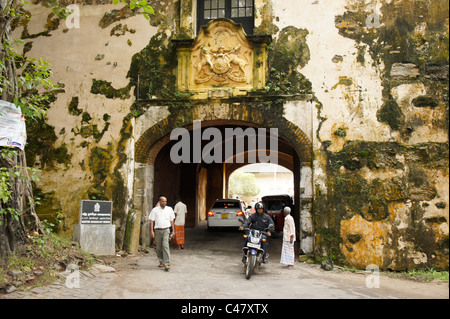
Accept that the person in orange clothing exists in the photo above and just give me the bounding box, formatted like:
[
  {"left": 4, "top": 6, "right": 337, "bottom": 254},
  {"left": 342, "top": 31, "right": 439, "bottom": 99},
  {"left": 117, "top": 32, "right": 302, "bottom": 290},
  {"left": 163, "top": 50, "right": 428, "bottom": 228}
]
[{"left": 173, "top": 195, "right": 187, "bottom": 250}]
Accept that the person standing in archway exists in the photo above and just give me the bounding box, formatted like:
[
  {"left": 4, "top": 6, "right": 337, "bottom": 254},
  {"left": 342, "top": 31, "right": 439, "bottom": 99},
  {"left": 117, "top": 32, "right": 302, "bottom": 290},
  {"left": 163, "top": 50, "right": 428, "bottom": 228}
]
[
  {"left": 280, "top": 206, "right": 296, "bottom": 269},
  {"left": 173, "top": 195, "right": 187, "bottom": 250},
  {"left": 150, "top": 196, "right": 175, "bottom": 271}
]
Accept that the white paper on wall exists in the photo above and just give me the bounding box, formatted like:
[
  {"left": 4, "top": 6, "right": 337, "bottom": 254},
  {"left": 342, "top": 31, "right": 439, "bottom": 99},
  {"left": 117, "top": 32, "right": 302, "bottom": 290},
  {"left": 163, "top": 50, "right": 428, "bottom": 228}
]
[{"left": 0, "top": 100, "right": 27, "bottom": 150}]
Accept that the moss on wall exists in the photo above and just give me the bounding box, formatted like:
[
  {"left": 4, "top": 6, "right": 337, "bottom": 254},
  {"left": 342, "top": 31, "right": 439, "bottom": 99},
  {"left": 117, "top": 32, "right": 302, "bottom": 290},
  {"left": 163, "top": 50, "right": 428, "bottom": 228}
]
[
  {"left": 18, "top": 1, "right": 448, "bottom": 262},
  {"left": 87, "top": 144, "right": 114, "bottom": 200},
  {"left": 265, "top": 26, "right": 312, "bottom": 95},
  {"left": 99, "top": 4, "right": 138, "bottom": 29},
  {"left": 68, "top": 96, "right": 82, "bottom": 116},
  {"left": 313, "top": 0, "right": 450, "bottom": 270},
  {"left": 335, "top": 0, "right": 449, "bottom": 137},
  {"left": 127, "top": 30, "right": 177, "bottom": 100},
  {"left": 90, "top": 79, "right": 131, "bottom": 100},
  {"left": 32, "top": 186, "right": 65, "bottom": 233},
  {"left": 25, "top": 118, "right": 73, "bottom": 170},
  {"left": 376, "top": 99, "right": 404, "bottom": 131},
  {"left": 316, "top": 140, "right": 449, "bottom": 270}
]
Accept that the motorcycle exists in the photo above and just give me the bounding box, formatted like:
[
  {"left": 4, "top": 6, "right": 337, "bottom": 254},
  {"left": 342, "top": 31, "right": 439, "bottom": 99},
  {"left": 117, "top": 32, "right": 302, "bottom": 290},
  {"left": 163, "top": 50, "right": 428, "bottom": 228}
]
[{"left": 240, "top": 227, "right": 269, "bottom": 280}]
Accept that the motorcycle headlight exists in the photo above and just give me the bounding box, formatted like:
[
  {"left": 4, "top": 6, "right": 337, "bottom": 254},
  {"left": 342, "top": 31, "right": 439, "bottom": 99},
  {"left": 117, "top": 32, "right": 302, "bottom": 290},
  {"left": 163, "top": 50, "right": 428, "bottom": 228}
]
[{"left": 251, "top": 237, "right": 260, "bottom": 244}]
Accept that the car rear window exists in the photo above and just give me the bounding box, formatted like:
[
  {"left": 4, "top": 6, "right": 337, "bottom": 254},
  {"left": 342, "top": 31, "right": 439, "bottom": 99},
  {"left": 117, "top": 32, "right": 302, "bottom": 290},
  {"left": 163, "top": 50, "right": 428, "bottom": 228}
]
[{"left": 212, "top": 201, "right": 240, "bottom": 209}]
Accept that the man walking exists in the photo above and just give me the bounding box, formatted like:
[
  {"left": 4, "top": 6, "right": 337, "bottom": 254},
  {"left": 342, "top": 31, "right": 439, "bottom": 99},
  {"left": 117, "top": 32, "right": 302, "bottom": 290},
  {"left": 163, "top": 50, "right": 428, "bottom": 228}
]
[
  {"left": 150, "top": 196, "right": 175, "bottom": 271},
  {"left": 173, "top": 195, "right": 187, "bottom": 250},
  {"left": 280, "top": 206, "right": 296, "bottom": 269}
]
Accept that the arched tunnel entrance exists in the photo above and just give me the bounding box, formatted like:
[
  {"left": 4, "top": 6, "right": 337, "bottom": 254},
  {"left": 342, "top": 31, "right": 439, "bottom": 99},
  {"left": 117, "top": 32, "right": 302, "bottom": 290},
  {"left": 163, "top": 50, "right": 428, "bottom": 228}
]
[
  {"left": 133, "top": 105, "right": 313, "bottom": 254},
  {"left": 151, "top": 122, "right": 301, "bottom": 229}
]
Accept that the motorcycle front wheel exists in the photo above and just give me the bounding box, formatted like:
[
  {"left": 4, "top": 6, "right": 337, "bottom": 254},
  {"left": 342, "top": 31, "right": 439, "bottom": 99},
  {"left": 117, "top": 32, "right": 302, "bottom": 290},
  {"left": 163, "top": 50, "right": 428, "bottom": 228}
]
[
  {"left": 245, "top": 254, "right": 256, "bottom": 280},
  {"left": 254, "top": 254, "right": 262, "bottom": 274}
]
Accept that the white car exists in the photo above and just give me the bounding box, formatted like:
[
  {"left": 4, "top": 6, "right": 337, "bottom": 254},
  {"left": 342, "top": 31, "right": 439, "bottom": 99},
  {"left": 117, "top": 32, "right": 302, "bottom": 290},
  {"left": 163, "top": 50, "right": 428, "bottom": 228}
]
[{"left": 207, "top": 199, "right": 246, "bottom": 230}]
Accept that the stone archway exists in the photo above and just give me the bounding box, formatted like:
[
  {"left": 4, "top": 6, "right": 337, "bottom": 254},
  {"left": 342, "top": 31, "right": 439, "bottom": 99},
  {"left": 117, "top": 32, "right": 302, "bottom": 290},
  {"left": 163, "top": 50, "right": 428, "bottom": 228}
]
[
  {"left": 135, "top": 104, "right": 312, "bottom": 165},
  {"left": 133, "top": 104, "right": 313, "bottom": 251}
]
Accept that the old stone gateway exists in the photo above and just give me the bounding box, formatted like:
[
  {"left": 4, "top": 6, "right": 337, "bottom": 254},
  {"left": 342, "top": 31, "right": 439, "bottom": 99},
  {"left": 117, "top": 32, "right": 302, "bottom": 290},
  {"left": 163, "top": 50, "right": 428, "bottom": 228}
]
[
  {"left": 133, "top": 103, "right": 314, "bottom": 255},
  {"left": 16, "top": 0, "right": 448, "bottom": 271}
]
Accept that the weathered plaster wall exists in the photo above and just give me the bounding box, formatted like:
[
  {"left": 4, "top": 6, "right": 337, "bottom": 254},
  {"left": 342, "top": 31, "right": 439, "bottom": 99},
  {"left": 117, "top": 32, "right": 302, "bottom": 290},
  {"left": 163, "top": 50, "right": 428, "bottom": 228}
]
[
  {"left": 13, "top": 2, "right": 158, "bottom": 243},
  {"left": 272, "top": 0, "right": 390, "bottom": 146},
  {"left": 275, "top": 0, "right": 448, "bottom": 270},
  {"left": 15, "top": 0, "right": 448, "bottom": 270}
]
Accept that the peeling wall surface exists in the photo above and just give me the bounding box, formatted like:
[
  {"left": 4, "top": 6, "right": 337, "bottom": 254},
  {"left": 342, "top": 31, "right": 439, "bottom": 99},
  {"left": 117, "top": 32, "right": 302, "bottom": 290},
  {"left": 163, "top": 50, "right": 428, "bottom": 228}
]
[{"left": 14, "top": 0, "right": 448, "bottom": 270}]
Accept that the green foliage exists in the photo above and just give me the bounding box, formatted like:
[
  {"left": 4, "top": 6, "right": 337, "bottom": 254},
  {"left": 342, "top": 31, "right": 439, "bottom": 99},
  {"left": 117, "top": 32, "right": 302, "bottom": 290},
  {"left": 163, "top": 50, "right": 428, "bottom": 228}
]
[
  {"left": 112, "top": 0, "right": 155, "bottom": 20},
  {"left": 1, "top": 40, "right": 58, "bottom": 120},
  {"left": 383, "top": 267, "right": 449, "bottom": 283},
  {"left": 0, "top": 225, "right": 95, "bottom": 289},
  {"left": 1, "top": 0, "right": 154, "bottom": 227},
  {"left": 50, "top": 2, "right": 69, "bottom": 20},
  {"left": 0, "top": 149, "right": 41, "bottom": 224},
  {"left": 228, "top": 171, "right": 260, "bottom": 198},
  {"left": 402, "top": 268, "right": 449, "bottom": 283},
  {"left": 1, "top": 5, "right": 63, "bottom": 228}
]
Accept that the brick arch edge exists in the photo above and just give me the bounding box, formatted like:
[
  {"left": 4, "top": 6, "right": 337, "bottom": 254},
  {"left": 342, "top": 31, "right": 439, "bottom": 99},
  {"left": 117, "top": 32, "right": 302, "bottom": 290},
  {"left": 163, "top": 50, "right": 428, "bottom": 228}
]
[{"left": 134, "top": 104, "right": 312, "bottom": 165}]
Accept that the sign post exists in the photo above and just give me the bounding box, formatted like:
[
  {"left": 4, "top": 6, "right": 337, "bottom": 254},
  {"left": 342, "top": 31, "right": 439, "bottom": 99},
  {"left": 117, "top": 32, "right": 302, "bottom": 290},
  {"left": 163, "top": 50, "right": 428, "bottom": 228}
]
[
  {"left": 80, "top": 200, "right": 113, "bottom": 224},
  {"left": 73, "top": 200, "right": 115, "bottom": 256}
]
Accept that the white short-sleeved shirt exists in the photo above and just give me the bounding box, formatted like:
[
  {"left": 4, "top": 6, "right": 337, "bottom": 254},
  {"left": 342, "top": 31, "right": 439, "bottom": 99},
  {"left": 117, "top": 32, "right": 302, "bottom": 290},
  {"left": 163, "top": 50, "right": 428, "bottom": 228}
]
[
  {"left": 149, "top": 206, "right": 175, "bottom": 229},
  {"left": 174, "top": 201, "right": 187, "bottom": 226}
]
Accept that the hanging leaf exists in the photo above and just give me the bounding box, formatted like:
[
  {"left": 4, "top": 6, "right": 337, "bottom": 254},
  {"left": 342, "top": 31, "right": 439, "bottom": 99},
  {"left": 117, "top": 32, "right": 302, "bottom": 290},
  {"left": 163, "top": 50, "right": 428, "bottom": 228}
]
[{"left": 143, "top": 6, "right": 155, "bottom": 15}]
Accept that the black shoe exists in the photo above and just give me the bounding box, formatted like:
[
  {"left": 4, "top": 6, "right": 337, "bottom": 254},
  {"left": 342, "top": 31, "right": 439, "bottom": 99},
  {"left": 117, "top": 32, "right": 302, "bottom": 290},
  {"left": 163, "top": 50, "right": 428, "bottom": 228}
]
[{"left": 262, "top": 255, "right": 268, "bottom": 264}]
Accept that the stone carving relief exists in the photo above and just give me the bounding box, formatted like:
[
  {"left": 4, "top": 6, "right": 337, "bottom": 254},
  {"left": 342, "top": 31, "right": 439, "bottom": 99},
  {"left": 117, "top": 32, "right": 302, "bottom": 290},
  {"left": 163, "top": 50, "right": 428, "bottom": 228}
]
[
  {"left": 195, "top": 44, "right": 248, "bottom": 83},
  {"left": 190, "top": 19, "right": 253, "bottom": 88}
]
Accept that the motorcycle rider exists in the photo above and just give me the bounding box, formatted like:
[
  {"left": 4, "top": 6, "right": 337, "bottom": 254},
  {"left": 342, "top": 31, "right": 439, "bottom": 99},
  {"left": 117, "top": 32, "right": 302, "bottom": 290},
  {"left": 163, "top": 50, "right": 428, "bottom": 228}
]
[{"left": 239, "top": 202, "right": 274, "bottom": 263}]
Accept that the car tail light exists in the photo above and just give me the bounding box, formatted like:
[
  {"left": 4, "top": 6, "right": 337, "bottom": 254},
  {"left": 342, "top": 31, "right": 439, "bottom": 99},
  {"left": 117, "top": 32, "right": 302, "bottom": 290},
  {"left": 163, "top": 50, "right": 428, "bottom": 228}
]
[
  {"left": 208, "top": 211, "right": 214, "bottom": 217},
  {"left": 236, "top": 211, "right": 244, "bottom": 217}
]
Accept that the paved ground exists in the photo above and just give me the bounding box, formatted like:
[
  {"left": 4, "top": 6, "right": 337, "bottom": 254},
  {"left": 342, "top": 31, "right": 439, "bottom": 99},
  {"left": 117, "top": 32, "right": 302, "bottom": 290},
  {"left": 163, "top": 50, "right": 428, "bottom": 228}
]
[
  {"left": 3, "top": 224, "right": 449, "bottom": 300},
  {"left": 3, "top": 264, "right": 117, "bottom": 299},
  {"left": 100, "top": 225, "right": 448, "bottom": 299}
]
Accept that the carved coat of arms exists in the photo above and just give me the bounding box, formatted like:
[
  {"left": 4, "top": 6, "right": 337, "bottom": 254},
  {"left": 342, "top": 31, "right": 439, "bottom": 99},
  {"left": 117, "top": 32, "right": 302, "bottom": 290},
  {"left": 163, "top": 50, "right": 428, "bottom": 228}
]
[
  {"left": 195, "top": 44, "right": 248, "bottom": 83},
  {"left": 190, "top": 19, "right": 253, "bottom": 87}
]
